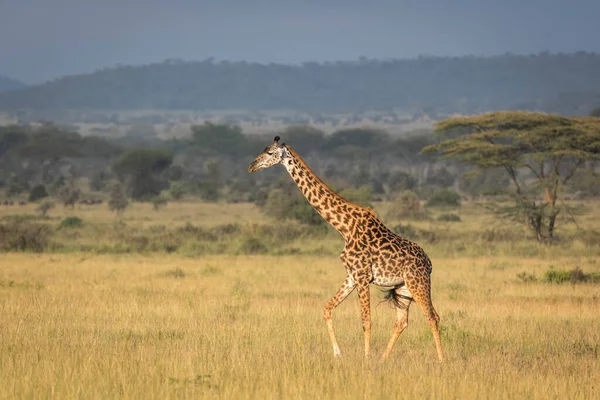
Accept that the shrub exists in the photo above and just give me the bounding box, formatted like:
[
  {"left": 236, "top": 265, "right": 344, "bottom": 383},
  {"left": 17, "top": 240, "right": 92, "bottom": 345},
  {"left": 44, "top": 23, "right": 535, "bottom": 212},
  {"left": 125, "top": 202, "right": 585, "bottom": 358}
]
[
  {"left": 239, "top": 237, "right": 268, "bottom": 254},
  {"left": 262, "top": 187, "right": 324, "bottom": 226},
  {"left": 426, "top": 189, "right": 461, "bottom": 208},
  {"left": 541, "top": 266, "right": 600, "bottom": 284},
  {"left": 57, "top": 185, "right": 80, "bottom": 207},
  {"left": 28, "top": 184, "right": 48, "bottom": 202},
  {"left": 152, "top": 196, "right": 168, "bottom": 210},
  {"left": 0, "top": 221, "right": 52, "bottom": 252},
  {"left": 516, "top": 272, "right": 537, "bottom": 283},
  {"left": 108, "top": 182, "right": 128, "bottom": 214},
  {"left": 169, "top": 182, "right": 185, "bottom": 200},
  {"left": 58, "top": 217, "right": 83, "bottom": 229},
  {"left": 161, "top": 267, "right": 186, "bottom": 278},
  {"left": 37, "top": 201, "right": 54, "bottom": 217},
  {"left": 438, "top": 213, "right": 461, "bottom": 222}
]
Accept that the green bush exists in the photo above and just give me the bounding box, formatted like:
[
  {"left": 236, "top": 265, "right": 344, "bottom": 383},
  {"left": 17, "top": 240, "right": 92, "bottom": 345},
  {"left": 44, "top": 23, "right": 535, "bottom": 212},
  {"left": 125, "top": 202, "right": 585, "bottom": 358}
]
[
  {"left": 238, "top": 237, "right": 268, "bottom": 254},
  {"left": 541, "top": 266, "right": 600, "bottom": 284},
  {"left": 169, "top": 182, "right": 185, "bottom": 200},
  {"left": 541, "top": 267, "right": 573, "bottom": 284},
  {"left": 426, "top": 189, "right": 461, "bottom": 208},
  {"left": 58, "top": 217, "right": 83, "bottom": 229},
  {"left": 437, "top": 213, "right": 461, "bottom": 222},
  {"left": 152, "top": 196, "right": 168, "bottom": 210},
  {"left": 28, "top": 184, "right": 49, "bottom": 202},
  {"left": 0, "top": 221, "right": 52, "bottom": 252},
  {"left": 37, "top": 201, "right": 54, "bottom": 217},
  {"left": 262, "top": 187, "right": 324, "bottom": 226}
]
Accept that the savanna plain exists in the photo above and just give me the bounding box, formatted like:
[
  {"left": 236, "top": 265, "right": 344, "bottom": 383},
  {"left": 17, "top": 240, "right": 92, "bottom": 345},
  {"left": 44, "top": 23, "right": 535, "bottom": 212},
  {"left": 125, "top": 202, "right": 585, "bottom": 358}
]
[{"left": 1, "top": 201, "right": 599, "bottom": 399}]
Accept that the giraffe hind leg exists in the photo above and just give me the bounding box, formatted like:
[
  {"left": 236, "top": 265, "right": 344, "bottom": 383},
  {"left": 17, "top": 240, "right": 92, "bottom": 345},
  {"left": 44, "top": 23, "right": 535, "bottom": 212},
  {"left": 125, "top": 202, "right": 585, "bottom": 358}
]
[
  {"left": 406, "top": 273, "right": 444, "bottom": 362},
  {"left": 380, "top": 285, "right": 412, "bottom": 362}
]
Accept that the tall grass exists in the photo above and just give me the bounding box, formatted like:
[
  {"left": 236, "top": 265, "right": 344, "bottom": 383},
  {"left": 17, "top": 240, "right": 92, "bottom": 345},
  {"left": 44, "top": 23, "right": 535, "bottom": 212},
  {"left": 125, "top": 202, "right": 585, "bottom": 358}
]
[
  {"left": 0, "top": 253, "right": 598, "bottom": 399},
  {"left": 0, "top": 201, "right": 599, "bottom": 398}
]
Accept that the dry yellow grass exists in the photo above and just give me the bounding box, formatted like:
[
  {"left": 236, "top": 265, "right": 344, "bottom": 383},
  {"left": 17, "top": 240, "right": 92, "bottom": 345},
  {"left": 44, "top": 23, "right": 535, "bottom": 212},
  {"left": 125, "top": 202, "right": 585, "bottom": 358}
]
[{"left": 1, "top": 253, "right": 599, "bottom": 399}]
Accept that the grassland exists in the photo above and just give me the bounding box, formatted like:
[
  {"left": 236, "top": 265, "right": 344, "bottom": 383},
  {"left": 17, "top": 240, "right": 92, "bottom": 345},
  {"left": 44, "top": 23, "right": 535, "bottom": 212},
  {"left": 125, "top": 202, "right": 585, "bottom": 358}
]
[{"left": 1, "top": 201, "right": 599, "bottom": 399}]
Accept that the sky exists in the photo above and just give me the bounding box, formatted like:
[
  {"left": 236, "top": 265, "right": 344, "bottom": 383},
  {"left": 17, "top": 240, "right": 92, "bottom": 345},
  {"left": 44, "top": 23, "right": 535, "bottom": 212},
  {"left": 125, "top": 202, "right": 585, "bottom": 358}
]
[{"left": 1, "top": 0, "right": 599, "bottom": 84}]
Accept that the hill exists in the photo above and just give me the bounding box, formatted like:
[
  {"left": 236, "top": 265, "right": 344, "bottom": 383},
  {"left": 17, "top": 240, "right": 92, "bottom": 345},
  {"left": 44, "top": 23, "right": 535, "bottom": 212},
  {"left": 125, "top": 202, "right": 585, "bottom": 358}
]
[
  {"left": 0, "top": 76, "right": 26, "bottom": 92},
  {"left": 0, "top": 53, "right": 599, "bottom": 114}
]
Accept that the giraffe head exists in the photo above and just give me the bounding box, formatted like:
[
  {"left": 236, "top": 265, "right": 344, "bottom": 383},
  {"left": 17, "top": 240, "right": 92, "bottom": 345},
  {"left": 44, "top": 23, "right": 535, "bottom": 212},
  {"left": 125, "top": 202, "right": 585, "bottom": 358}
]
[{"left": 248, "top": 136, "right": 289, "bottom": 173}]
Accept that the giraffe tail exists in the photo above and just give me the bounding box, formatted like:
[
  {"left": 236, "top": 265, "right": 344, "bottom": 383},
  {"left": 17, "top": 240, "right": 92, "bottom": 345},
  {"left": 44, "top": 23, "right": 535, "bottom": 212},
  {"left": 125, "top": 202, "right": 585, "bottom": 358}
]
[{"left": 379, "top": 286, "right": 411, "bottom": 310}]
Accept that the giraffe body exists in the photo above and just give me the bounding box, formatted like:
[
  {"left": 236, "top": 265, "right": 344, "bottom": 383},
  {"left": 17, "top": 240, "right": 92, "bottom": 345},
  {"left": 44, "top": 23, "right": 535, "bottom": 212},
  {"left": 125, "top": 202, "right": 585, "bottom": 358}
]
[{"left": 249, "top": 137, "right": 443, "bottom": 362}]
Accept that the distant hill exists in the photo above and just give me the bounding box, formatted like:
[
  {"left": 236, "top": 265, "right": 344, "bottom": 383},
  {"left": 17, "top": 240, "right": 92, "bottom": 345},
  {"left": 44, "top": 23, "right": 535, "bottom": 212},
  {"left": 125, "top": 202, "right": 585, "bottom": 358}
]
[
  {"left": 0, "top": 53, "right": 599, "bottom": 115},
  {"left": 0, "top": 76, "right": 26, "bottom": 92}
]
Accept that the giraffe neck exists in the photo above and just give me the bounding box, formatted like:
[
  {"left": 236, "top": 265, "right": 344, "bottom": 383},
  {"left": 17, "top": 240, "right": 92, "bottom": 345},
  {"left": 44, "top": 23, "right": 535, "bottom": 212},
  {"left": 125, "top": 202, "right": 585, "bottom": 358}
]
[{"left": 282, "top": 146, "right": 360, "bottom": 237}]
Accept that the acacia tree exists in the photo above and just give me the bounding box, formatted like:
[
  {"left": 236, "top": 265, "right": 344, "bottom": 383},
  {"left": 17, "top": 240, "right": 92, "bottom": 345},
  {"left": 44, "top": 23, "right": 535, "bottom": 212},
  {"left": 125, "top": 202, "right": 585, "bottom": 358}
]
[
  {"left": 111, "top": 149, "right": 173, "bottom": 200},
  {"left": 424, "top": 111, "right": 600, "bottom": 242}
]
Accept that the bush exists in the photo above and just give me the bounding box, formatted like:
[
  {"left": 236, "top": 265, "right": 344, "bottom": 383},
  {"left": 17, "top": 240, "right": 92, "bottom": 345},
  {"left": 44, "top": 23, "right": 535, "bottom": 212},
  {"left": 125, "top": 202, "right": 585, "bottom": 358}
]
[
  {"left": 238, "top": 237, "right": 268, "bottom": 254},
  {"left": 262, "top": 187, "right": 324, "bottom": 226},
  {"left": 108, "top": 182, "right": 128, "bottom": 214},
  {"left": 0, "top": 221, "right": 52, "bottom": 252},
  {"left": 57, "top": 185, "right": 80, "bottom": 207},
  {"left": 58, "top": 217, "right": 83, "bottom": 229},
  {"left": 28, "top": 184, "right": 48, "bottom": 202},
  {"left": 437, "top": 213, "right": 461, "bottom": 222},
  {"left": 152, "top": 196, "right": 168, "bottom": 210},
  {"left": 169, "top": 182, "right": 185, "bottom": 200},
  {"left": 426, "top": 189, "right": 461, "bottom": 208},
  {"left": 37, "top": 201, "right": 54, "bottom": 217},
  {"left": 541, "top": 266, "right": 600, "bottom": 284}
]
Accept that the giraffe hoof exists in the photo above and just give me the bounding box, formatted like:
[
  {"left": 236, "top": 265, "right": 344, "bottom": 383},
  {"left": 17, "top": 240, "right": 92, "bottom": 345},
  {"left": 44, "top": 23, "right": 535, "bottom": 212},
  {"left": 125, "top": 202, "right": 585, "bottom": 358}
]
[{"left": 333, "top": 348, "right": 342, "bottom": 358}]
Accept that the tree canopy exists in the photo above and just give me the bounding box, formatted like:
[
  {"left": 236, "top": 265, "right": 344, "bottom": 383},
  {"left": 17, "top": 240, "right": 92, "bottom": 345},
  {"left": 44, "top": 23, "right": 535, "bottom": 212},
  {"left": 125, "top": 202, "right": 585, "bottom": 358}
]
[
  {"left": 112, "top": 149, "right": 174, "bottom": 200},
  {"left": 425, "top": 111, "right": 600, "bottom": 241}
]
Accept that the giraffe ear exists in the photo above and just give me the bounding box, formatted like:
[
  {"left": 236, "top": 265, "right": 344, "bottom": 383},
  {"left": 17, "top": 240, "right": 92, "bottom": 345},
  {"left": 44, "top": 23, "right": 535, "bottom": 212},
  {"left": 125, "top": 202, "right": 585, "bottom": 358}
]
[{"left": 281, "top": 147, "right": 289, "bottom": 159}]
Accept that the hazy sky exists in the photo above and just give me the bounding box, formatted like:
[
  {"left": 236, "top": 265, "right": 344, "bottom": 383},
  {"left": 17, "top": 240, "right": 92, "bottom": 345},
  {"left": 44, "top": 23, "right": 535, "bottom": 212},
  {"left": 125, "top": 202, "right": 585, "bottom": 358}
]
[{"left": 1, "top": 0, "right": 599, "bottom": 83}]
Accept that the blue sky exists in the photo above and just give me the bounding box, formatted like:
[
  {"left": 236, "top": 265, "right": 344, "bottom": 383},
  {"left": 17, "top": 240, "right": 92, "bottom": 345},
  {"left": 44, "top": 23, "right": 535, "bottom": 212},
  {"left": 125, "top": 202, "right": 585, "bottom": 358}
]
[{"left": 1, "top": 0, "right": 599, "bottom": 83}]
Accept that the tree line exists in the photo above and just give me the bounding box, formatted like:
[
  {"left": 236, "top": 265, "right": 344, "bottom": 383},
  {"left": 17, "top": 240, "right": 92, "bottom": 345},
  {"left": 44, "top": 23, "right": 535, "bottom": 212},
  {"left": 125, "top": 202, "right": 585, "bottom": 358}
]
[
  {"left": 1, "top": 53, "right": 600, "bottom": 115},
  {"left": 1, "top": 111, "right": 599, "bottom": 242}
]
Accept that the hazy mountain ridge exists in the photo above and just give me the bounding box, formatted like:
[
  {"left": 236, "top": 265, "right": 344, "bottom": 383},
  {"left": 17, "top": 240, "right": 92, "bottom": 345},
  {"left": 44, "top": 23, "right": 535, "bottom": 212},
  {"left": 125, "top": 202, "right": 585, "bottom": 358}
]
[
  {"left": 0, "top": 53, "right": 599, "bottom": 115},
  {"left": 0, "top": 76, "right": 26, "bottom": 92}
]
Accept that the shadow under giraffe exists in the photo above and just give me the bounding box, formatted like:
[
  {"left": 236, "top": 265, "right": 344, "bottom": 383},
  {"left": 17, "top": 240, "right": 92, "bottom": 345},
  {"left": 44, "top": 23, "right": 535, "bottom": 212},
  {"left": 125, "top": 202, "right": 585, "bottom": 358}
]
[{"left": 249, "top": 136, "right": 443, "bottom": 362}]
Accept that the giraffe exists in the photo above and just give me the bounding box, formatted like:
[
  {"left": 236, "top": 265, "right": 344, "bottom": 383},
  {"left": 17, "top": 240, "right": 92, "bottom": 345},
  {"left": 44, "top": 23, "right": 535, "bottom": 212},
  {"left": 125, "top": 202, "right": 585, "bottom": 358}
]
[{"left": 248, "top": 136, "right": 443, "bottom": 362}]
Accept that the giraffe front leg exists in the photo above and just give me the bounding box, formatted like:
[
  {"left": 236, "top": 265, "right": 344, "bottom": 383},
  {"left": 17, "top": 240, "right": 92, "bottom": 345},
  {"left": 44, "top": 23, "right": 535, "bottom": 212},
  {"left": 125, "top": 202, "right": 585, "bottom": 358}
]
[
  {"left": 323, "top": 276, "right": 355, "bottom": 357},
  {"left": 356, "top": 282, "right": 371, "bottom": 358}
]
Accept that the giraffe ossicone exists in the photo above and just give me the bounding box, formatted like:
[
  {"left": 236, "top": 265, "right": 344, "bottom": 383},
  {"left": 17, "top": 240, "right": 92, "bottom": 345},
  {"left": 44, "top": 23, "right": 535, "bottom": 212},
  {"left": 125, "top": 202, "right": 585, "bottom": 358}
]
[{"left": 248, "top": 137, "right": 444, "bottom": 362}]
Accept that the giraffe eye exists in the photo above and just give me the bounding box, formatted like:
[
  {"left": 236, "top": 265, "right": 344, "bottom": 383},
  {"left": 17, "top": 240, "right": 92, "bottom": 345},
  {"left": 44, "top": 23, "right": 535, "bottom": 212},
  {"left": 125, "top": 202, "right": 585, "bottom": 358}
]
[{"left": 266, "top": 151, "right": 273, "bottom": 155}]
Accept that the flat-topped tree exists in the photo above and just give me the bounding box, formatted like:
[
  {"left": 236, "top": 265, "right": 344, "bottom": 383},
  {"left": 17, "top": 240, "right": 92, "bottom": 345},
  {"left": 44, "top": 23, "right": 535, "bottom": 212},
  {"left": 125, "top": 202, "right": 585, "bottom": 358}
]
[{"left": 424, "top": 111, "right": 600, "bottom": 242}]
